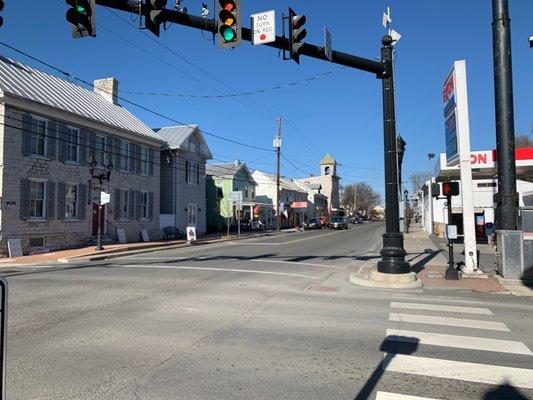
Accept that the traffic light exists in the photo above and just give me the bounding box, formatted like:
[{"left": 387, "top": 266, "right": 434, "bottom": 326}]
[
  {"left": 288, "top": 7, "right": 307, "bottom": 64},
  {"left": 216, "top": 0, "right": 241, "bottom": 48},
  {"left": 145, "top": 0, "right": 167, "bottom": 37},
  {"left": 396, "top": 135, "right": 406, "bottom": 167},
  {"left": 0, "top": 1, "right": 4, "bottom": 28},
  {"left": 66, "top": 0, "right": 96, "bottom": 38},
  {"left": 442, "top": 181, "right": 460, "bottom": 197},
  {"left": 431, "top": 183, "right": 440, "bottom": 198}
]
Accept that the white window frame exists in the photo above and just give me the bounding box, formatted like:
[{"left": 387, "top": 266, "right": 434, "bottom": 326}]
[
  {"left": 94, "top": 135, "right": 107, "bottom": 167},
  {"left": 120, "top": 141, "right": 131, "bottom": 172},
  {"left": 141, "top": 191, "right": 149, "bottom": 219},
  {"left": 188, "top": 203, "right": 197, "bottom": 225},
  {"left": 140, "top": 146, "right": 149, "bottom": 175},
  {"left": 30, "top": 116, "right": 47, "bottom": 157},
  {"left": 66, "top": 126, "right": 80, "bottom": 163},
  {"left": 65, "top": 184, "right": 78, "bottom": 219},
  {"left": 187, "top": 161, "right": 199, "bottom": 185},
  {"left": 29, "top": 179, "right": 46, "bottom": 220}
]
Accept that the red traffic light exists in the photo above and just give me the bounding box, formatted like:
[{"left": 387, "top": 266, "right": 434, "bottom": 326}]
[{"left": 442, "top": 181, "right": 459, "bottom": 197}]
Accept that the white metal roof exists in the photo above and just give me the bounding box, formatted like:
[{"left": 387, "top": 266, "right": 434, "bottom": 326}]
[{"left": 0, "top": 55, "right": 163, "bottom": 142}]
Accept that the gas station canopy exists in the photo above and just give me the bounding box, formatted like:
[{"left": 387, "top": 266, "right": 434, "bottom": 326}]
[{"left": 435, "top": 148, "right": 533, "bottom": 182}]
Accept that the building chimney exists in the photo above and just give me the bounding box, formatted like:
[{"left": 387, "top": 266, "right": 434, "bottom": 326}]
[
  {"left": 94, "top": 78, "right": 119, "bottom": 105},
  {"left": 234, "top": 159, "right": 240, "bottom": 166}
]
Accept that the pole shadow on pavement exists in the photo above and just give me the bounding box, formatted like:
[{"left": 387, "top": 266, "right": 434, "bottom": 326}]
[
  {"left": 483, "top": 381, "right": 529, "bottom": 399},
  {"left": 353, "top": 336, "right": 419, "bottom": 400}
]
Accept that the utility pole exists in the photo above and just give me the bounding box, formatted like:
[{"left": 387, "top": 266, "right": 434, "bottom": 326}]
[
  {"left": 492, "top": 0, "right": 518, "bottom": 230},
  {"left": 274, "top": 117, "right": 283, "bottom": 233}
]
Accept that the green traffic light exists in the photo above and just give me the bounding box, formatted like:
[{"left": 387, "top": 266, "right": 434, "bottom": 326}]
[
  {"left": 221, "top": 26, "right": 235, "bottom": 42},
  {"left": 76, "top": 5, "right": 87, "bottom": 14}
]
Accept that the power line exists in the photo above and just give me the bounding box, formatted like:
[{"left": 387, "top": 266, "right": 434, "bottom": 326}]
[
  {"left": 0, "top": 41, "right": 273, "bottom": 152},
  {"left": 121, "top": 67, "right": 346, "bottom": 99}
]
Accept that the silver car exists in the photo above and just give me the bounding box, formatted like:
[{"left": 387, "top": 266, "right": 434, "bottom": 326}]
[{"left": 329, "top": 217, "right": 348, "bottom": 230}]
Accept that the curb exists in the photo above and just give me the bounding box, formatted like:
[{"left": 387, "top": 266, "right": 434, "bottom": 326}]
[
  {"left": 349, "top": 272, "right": 423, "bottom": 290},
  {"left": 57, "top": 230, "right": 295, "bottom": 264}
]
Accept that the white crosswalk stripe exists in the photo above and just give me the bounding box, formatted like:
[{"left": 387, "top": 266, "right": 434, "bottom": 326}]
[
  {"left": 384, "top": 353, "right": 533, "bottom": 389},
  {"left": 390, "top": 301, "right": 493, "bottom": 315},
  {"left": 376, "top": 392, "right": 443, "bottom": 400},
  {"left": 379, "top": 301, "right": 533, "bottom": 399},
  {"left": 386, "top": 328, "right": 532, "bottom": 355},
  {"left": 389, "top": 312, "right": 510, "bottom": 331}
]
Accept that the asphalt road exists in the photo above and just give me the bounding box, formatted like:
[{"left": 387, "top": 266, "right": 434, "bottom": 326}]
[{"left": 3, "top": 222, "right": 533, "bottom": 400}]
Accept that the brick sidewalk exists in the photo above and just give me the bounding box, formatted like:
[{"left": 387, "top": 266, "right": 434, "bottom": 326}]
[{"left": 404, "top": 226, "right": 506, "bottom": 293}]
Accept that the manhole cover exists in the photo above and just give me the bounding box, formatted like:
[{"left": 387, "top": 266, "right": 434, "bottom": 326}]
[
  {"left": 307, "top": 285, "right": 339, "bottom": 292},
  {"left": 427, "top": 273, "right": 443, "bottom": 279}
]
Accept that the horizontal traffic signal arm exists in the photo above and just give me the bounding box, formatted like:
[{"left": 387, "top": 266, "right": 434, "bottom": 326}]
[{"left": 95, "top": 0, "right": 386, "bottom": 76}]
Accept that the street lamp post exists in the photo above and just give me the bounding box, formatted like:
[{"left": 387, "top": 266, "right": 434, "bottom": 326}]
[
  {"left": 427, "top": 153, "right": 435, "bottom": 235},
  {"left": 404, "top": 189, "right": 409, "bottom": 234},
  {"left": 88, "top": 155, "right": 113, "bottom": 251},
  {"left": 377, "top": 36, "right": 410, "bottom": 275}
]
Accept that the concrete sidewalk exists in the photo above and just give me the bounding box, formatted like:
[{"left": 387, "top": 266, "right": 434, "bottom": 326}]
[
  {"left": 0, "top": 229, "right": 297, "bottom": 266},
  {"left": 350, "top": 225, "right": 506, "bottom": 293}
]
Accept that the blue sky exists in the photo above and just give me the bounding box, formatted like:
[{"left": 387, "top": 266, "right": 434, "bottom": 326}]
[{"left": 1, "top": 0, "right": 532, "bottom": 197}]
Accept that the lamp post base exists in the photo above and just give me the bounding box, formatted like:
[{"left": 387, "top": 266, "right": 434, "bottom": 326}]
[{"left": 377, "top": 232, "right": 411, "bottom": 274}]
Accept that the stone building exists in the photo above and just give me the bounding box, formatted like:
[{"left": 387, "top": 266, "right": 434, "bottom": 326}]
[
  {"left": 0, "top": 56, "right": 165, "bottom": 255},
  {"left": 296, "top": 152, "right": 340, "bottom": 212},
  {"left": 156, "top": 125, "right": 212, "bottom": 234}
]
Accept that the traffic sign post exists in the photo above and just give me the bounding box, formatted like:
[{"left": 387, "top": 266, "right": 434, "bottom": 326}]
[
  {"left": 324, "top": 27, "right": 332, "bottom": 62},
  {"left": 251, "top": 10, "right": 275, "bottom": 45},
  {"left": 443, "top": 181, "right": 460, "bottom": 280}
]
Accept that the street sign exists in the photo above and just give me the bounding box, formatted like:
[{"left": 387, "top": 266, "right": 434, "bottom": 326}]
[
  {"left": 446, "top": 224, "right": 458, "bottom": 239},
  {"left": 291, "top": 201, "right": 307, "bottom": 209},
  {"left": 7, "top": 238, "right": 22, "bottom": 258},
  {"left": 273, "top": 137, "right": 282, "bottom": 148},
  {"left": 324, "top": 27, "right": 332, "bottom": 61},
  {"left": 251, "top": 10, "right": 276, "bottom": 45},
  {"left": 230, "top": 191, "right": 243, "bottom": 203},
  {"left": 187, "top": 226, "right": 197, "bottom": 242},
  {"left": 100, "top": 191, "right": 110, "bottom": 205}
]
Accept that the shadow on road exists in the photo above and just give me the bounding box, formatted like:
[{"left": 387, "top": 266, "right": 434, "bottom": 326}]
[
  {"left": 483, "top": 382, "right": 530, "bottom": 399},
  {"left": 409, "top": 249, "right": 443, "bottom": 273},
  {"left": 353, "top": 336, "right": 419, "bottom": 400}
]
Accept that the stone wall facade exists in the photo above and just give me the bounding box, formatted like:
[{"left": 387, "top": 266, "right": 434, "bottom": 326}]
[{"left": 0, "top": 99, "right": 162, "bottom": 256}]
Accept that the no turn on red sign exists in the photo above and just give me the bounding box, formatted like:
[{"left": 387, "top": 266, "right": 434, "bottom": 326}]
[{"left": 251, "top": 10, "right": 275, "bottom": 45}]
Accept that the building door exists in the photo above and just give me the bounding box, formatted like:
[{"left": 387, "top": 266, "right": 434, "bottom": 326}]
[{"left": 92, "top": 204, "right": 105, "bottom": 236}]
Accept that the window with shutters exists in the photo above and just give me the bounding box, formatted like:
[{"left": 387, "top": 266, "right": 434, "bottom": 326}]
[
  {"left": 120, "top": 141, "right": 131, "bottom": 172},
  {"left": 66, "top": 126, "right": 80, "bottom": 162},
  {"left": 65, "top": 184, "right": 78, "bottom": 219},
  {"left": 140, "top": 146, "right": 149, "bottom": 175},
  {"left": 141, "top": 192, "right": 149, "bottom": 219},
  {"left": 122, "top": 190, "right": 130, "bottom": 219},
  {"left": 29, "top": 180, "right": 45, "bottom": 219},
  {"left": 30, "top": 116, "right": 47, "bottom": 156},
  {"left": 95, "top": 135, "right": 107, "bottom": 166}
]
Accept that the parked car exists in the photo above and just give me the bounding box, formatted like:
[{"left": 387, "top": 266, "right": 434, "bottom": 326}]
[
  {"left": 303, "top": 218, "right": 319, "bottom": 230},
  {"left": 329, "top": 216, "right": 348, "bottom": 230},
  {"left": 355, "top": 217, "right": 364, "bottom": 224},
  {"left": 347, "top": 216, "right": 356, "bottom": 224}
]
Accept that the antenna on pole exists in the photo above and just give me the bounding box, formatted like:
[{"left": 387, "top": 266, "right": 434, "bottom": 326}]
[{"left": 382, "top": 6, "right": 402, "bottom": 44}]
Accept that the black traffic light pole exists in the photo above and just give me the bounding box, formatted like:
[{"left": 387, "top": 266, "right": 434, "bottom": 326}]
[
  {"left": 492, "top": 0, "right": 518, "bottom": 230},
  {"left": 94, "top": 1, "right": 410, "bottom": 274}
]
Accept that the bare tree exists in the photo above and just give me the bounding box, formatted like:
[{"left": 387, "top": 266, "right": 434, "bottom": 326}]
[
  {"left": 342, "top": 183, "right": 381, "bottom": 215},
  {"left": 516, "top": 134, "right": 533, "bottom": 148},
  {"left": 409, "top": 171, "right": 430, "bottom": 192}
]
